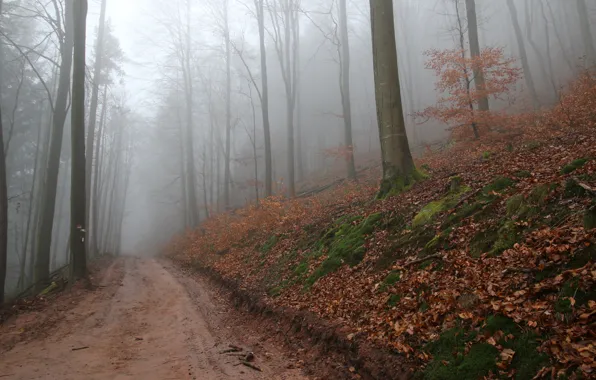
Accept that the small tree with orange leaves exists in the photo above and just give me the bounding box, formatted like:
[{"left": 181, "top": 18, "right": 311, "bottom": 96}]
[{"left": 418, "top": 47, "right": 522, "bottom": 140}]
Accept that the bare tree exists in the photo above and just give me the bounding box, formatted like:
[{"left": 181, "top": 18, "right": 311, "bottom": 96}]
[
  {"left": 254, "top": 0, "right": 272, "bottom": 197},
  {"left": 35, "top": 0, "right": 75, "bottom": 289},
  {"left": 576, "top": 0, "right": 596, "bottom": 65},
  {"left": 506, "top": 0, "right": 539, "bottom": 109},
  {"left": 0, "top": 0, "right": 8, "bottom": 304},
  {"left": 369, "top": 0, "right": 415, "bottom": 198},
  {"left": 338, "top": 0, "right": 356, "bottom": 180},
  {"left": 85, "top": 0, "right": 107, "bottom": 257},
  {"left": 71, "top": 0, "right": 88, "bottom": 279},
  {"left": 267, "top": 0, "right": 300, "bottom": 198}
]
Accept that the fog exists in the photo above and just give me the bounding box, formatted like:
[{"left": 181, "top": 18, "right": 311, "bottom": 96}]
[{"left": 1, "top": 0, "right": 594, "bottom": 295}]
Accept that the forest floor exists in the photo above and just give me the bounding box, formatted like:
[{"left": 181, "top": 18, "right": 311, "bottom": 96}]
[{"left": 0, "top": 257, "right": 312, "bottom": 380}]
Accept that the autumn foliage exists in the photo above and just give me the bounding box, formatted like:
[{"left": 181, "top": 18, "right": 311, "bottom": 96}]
[{"left": 419, "top": 47, "right": 522, "bottom": 140}]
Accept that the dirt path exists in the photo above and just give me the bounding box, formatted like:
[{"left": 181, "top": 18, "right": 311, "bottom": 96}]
[{"left": 0, "top": 257, "right": 308, "bottom": 380}]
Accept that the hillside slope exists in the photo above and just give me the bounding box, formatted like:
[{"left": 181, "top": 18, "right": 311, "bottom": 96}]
[{"left": 169, "top": 121, "right": 595, "bottom": 378}]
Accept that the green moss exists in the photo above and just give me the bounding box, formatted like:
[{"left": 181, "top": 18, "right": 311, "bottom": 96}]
[
  {"left": 506, "top": 194, "right": 525, "bottom": 216},
  {"left": 482, "top": 151, "right": 492, "bottom": 160},
  {"left": 425, "top": 234, "right": 442, "bottom": 251},
  {"left": 260, "top": 235, "right": 279, "bottom": 254},
  {"left": 379, "top": 271, "right": 401, "bottom": 292},
  {"left": 294, "top": 261, "right": 308, "bottom": 276},
  {"left": 561, "top": 158, "right": 589, "bottom": 174},
  {"left": 470, "top": 220, "right": 521, "bottom": 257},
  {"left": 413, "top": 186, "right": 471, "bottom": 227},
  {"left": 424, "top": 328, "right": 498, "bottom": 380},
  {"left": 376, "top": 226, "right": 436, "bottom": 270},
  {"left": 470, "top": 228, "right": 499, "bottom": 258},
  {"left": 387, "top": 293, "right": 401, "bottom": 307},
  {"left": 305, "top": 213, "right": 383, "bottom": 287},
  {"left": 514, "top": 170, "right": 532, "bottom": 178},
  {"left": 483, "top": 177, "right": 515, "bottom": 194},
  {"left": 563, "top": 179, "right": 590, "bottom": 199},
  {"left": 483, "top": 315, "right": 548, "bottom": 379},
  {"left": 485, "top": 314, "right": 520, "bottom": 336},
  {"left": 528, "top": 184, "right": 556, "bottom": 204},
  {"left": 377, "top": 168, "right": 428, "bottom": 199}
]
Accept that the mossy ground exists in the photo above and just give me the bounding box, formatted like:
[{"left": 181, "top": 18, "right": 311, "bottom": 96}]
[
  {"left": 560, "top": 158, "right": 589, "bottom": 174},
  {"left": 304, "top": 213, "right": 383, "bottom": 287},
  {"left": 422, "top": 315, "right": 548, "bottom": 380},
  {"left": 377, "top": 168, "right": 428, "bottom": 199}
]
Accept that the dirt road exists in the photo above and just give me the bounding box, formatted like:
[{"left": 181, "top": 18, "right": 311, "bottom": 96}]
[{"left": 0, "top": 258, "right": 309, "bottom": 380}]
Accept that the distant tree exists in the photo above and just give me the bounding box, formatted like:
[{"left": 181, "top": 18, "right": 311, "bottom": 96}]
[
  {"left": 419, "top": 47, "right": 522, "bottom": 140},
  {"left": 576, "top": 0, "right": 596, "bottom": 66},
  {"left": 0, "top": 0, "right": 8, "bottom": 304},
  {"left": 338, "top": 0, "right": 356, "bottom": 180},
  {"left": 71, "top": 0, "right": 87, "bottom": 280},
  {"left": 85, "top": 0, "right": 107, "bottom": 257},
  {"left": 369, "top": 0, "right": 416, "bottom": 198},
  {"left": 267, "top": 0, "right": 300, "bottom": 198},
  {"left": 464, "top": 0, "right": 489, "bottom": 112},
  {"left": 506, "top": 0, "right": 539, "bottom": 109}
]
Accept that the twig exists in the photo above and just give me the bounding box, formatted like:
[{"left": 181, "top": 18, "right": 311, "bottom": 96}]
[
  {"left": 71, "top": 346, "right": 89, "bottom": 351},
  {"left": 404, "top": 254, "right": 443, "bottom": 267},
  {"left": 235, "top": 361, "right": 262, "bottom": 372}
]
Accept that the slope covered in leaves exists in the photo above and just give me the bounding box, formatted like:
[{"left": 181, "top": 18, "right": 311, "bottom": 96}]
[{"left": 168, "top": 74, "right": 596, "bottom": 379}]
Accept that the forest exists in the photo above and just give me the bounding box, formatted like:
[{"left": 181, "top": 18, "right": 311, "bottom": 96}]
[{"left": 0, "top": 0, "right": 595, "bottom": 379}]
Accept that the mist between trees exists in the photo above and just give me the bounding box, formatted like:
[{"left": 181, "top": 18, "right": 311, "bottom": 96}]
[{"left": 0, "top": 0, "right": 594, "bottom": 300}]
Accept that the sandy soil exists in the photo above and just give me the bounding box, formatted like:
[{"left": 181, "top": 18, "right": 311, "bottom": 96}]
[{"left": 0, "top": 257, "right": 309, "bottom": 380}]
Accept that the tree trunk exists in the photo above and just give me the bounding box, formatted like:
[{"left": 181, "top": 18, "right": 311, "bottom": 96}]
[
  {"left": 184, "top": 0, "right": 199, "bottom": 226},
  {"left": 286, "top": 2, "right": 296, "bottom": 198},
  {"left": 339, "top": 0, "right": 357, "bottom": 180},
  {"left": 71, "top": 0, "right": 88, "bottom": 280},
  {"left": 35, "top": 0, "right": 75, "bottom": 289},
  {"left": 577, "top": 0, "right": 596, "bottom": 65},
  {"left": 256, "top": 0, "right": 272, "bottom": 197},
  {"left": 465, "top": 0, "right": 489, "bottom": 112},
  {"left": 0, "top": 0, "right": 8, "bottom": 301},
  {"left": 91, "top": 86, "right": 107, "bottom": 254},
  {"left": 369, "top": 0, "right": 416, "bottom": 198},
  {"left": 85, "top": 0, "right": 107, "bottom": 257},
  {"left": 506, "top": 0, "right": 539, "bottom": 109},
  {"left": 18, "top": 104, "right": 44, "bottom": 290},
  {"left": 224, "top": 0, "right": 232, "bottom": 209}
]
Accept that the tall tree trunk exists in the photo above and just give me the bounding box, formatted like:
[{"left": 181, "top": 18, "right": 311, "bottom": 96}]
[
  {"left": 184, "top": 0, "right": 199, "bottom": 225},
  {"left": 71, "top": 0, "right": 88, "bottom": 280},
  {"left": 339, "top": 0, "right": 356, "bottom": 180},
  {"left": 369, "top": 0, "right": 415, "bottom": 198},
  {"left": 506, "top": 0, "right": 539, "bottom": 109},
  {"left": 177, "top": 101, "right": 188, "bottom": 228},
  {"left": 465, "top": 0, "right": 489, "bottom": 112},
  {"left": 91, "top": 85, "right": 107, "bottom": 254},
  {"left": 255, "top": 0, "right": 272, "bottom": 197},
  {"left": 0, "top": 0, "right": 8, "bottom": 302},
  {"left": 85, "top": 0, "right": 107, "bottom": 257},
  {"left": 35, "top": 0, "right": 74, "bottom": 289},
  {"left": 18, "top": 103, "right": 44, "bottom": 290},
  {"left": 223, "top": 0, "right": 232, "bottom": 209},
  {"left": 577, "top": 0, "right": 596, "bottom": 65},
  {"left": 286, "top": 1, "right": 296, "bottom": 198}
]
